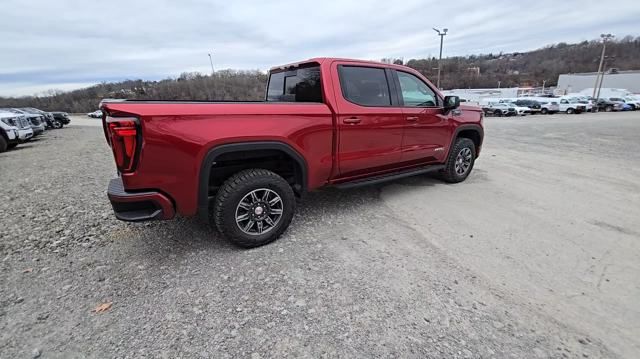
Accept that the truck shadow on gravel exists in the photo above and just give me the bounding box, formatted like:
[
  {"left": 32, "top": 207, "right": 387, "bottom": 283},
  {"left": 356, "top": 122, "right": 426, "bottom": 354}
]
[{"left": 125, "top": 174, "right": 454, "bottom": 259}]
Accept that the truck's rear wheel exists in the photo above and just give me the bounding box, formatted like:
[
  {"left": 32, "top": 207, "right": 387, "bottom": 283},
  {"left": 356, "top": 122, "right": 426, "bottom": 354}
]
[
  {"left": 441, "top": 138, "right": 476, "bottom": 183},
  {"left": 213, "top": 169, "right": 295, "bottom": 248}
]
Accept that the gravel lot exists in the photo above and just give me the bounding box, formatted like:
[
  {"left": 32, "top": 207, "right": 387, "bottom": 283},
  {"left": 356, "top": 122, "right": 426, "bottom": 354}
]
[{"left": 1, "top": 112, "right": 638, "bottom": 358}]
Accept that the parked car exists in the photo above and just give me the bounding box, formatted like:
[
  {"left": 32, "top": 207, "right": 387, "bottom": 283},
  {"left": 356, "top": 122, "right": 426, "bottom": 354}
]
[
  {"left": 536, "top": 100, "right": 560, "bottom": 114},
  {"left": 513, "top": 99, "right": 542, "bottom": 114},
  {"left": 621, "top": 103, "right": 633, "bottom": 111},
  {"left": 622, "top": 97, "right": 640, "bottom": 110},
  {"left": 0, "top": 111, "right": 33, "bottom": 143},
  {"left": 2, "top": 108, "right": 46, "bottom": 136},
  {"left": 558, "top": 98, "right": 586, "bottom": 114},
  {"left": 564, "top": 94, "right": 596, "bottom": 112},
  {"left": 498, "top": 100, "right": 529, "bottom": 116},
  {"left": 20, "top": 107, "right": 56, "bottom": 129},
  {"left": 101, "top": 57, "right": 484, "bottom": 248},
  {"left": 51, "top": 112, "right": 71, "bottom": 127},
  {"left": 0, "top": 113, "right": 21, "bottom": 152},
  {"left": 595, "top": 99, "right": 624, "bottom": 112},
  {"left": 482, "top": 102, "right": 516, "bottom": 116},
  {"left": 88, "top": 110, "right": 103, "bottom": 118}
]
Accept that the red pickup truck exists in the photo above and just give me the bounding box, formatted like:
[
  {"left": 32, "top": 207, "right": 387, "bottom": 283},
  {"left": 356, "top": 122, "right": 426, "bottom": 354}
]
[{"left": 102, "top": 58, "right": 483, "bottom": 247}]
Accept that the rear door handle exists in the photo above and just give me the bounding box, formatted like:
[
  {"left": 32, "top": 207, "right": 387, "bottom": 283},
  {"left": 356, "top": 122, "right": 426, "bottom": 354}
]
[
  {"left": 343, "top": 117, "right": 361, "bottom": 124},
  {"left": 406, "top": 116, "right": 419, "bottom": 122}
]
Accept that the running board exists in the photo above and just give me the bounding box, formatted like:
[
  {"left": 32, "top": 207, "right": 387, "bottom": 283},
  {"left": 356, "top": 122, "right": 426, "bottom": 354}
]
[{"left": 334, "top": 165, "right": 444, "bottom": 189}]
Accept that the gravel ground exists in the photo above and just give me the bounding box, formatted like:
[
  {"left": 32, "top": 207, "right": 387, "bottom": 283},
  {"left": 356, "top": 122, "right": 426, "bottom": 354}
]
[{"left": 1, "top": 113, "right": 637, "bottom": 358}]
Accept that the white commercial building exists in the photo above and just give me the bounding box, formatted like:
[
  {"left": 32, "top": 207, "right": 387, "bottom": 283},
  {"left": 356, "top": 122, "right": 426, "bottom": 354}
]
[{"left": 557, "top": 70, "right": 640, "bottom": 94}]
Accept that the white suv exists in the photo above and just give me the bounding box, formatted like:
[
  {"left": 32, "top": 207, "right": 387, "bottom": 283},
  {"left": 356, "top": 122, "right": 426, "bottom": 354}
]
[
  {"left": 558, "top": 98, "right": 587, "bottom": 114},
  {"left": 0, "top": 111, "right": 34, "bottom": 145},
  {"left": 499, "top": 100, "right": 530, "bottom": 116}
]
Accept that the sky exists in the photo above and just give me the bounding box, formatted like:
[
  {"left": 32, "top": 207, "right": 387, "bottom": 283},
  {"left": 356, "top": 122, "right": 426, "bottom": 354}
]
[{"left": 1, "top": 0, "right": 639, "bottom": 97}]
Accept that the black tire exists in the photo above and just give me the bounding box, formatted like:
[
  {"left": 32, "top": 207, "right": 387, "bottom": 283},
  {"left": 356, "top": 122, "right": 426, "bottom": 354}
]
[
  {"left": 8, "top": 143, "right": 18, "bottom": 149},
  {"left": 441, "top": 137, "right": 476, "bottom": 183},
  {"left": 493, "top": 110, "right": 502, "bottom": 117},
  {"left": 541, "top": 108, "right": 548, "bottom": 114},
  {"left": 53, "top": 120, "right": 63, "bottom": 129},
  {"left": 605, "top": 105, "right": 613, "bottom": 112},
  {"left": 213, "top": 169, "right": 295, "bottom": 248},
  {"left": 0, "top": 136, "right": 7, "bottom": 153},
  {"left": 566, "top": 108, "right": 575, "bottom": 114}
]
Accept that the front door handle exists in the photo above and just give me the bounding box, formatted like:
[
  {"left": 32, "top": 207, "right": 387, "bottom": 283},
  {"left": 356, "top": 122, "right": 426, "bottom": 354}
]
[
  {"left": 343, "top": 117, "right": 361, "bottom": 124},
  {"left": 406, "top": 116, "right": 419, "bottom": 122}
]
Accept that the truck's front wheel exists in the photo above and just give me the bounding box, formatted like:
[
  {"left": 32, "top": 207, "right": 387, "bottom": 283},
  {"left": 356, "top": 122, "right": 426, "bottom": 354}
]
[
  {"left": 441, "top": 138, "right": 476, "bottom": 183},
  {"left": 213, "top": 169, "right": 295, "bottom": 248}
]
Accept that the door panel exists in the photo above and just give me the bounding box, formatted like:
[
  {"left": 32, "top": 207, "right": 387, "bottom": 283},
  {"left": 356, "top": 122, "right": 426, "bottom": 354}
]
[
  {"left": 401, "top": 107, "right": 448, "bottom": 163},
  {"left": 337, "top": 110, "right": 404, "bottom": 177},
  {"left": 394, "top": 70, "right": 450, "bottom": 164},
  {"left": 333, "top": 64, "right": 405, "bottom": 178}
]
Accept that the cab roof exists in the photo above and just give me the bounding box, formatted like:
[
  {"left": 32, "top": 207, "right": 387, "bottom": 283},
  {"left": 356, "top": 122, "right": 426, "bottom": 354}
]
[{"left": 269, "top": 57, "right": 410, "bottom": 72}]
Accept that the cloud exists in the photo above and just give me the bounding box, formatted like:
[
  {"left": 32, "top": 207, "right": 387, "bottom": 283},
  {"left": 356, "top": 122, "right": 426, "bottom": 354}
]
[{"left": 1, "top": 0, "right": 639, "bottom": 96}]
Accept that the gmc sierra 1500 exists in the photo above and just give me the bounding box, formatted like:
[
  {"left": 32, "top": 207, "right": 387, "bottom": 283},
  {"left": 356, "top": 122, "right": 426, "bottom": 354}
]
[{"left": 102, "top": 58, "right": 483, "bottom": 247}]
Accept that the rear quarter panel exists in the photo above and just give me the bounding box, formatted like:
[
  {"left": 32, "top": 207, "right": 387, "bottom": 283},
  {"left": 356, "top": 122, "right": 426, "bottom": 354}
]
[{"left": 104, "top": 102, "right": 334, "bottom": 216}]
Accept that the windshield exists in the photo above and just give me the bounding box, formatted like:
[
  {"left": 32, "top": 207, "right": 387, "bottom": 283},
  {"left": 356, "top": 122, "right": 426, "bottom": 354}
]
[{"left": 267, "top": 64, "right": 322, "bottom": 103}]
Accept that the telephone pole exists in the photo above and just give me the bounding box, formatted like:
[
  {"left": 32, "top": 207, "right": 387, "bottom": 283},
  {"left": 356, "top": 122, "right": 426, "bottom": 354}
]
[
  {"left": 592, "top": 34, "right": 613, "bottom": 103},
  {"left": 433, "top": 28, "right": 448, "bottom": 89}
]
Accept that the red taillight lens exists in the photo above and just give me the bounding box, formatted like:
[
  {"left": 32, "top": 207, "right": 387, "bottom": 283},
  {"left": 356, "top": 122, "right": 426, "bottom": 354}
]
[{"left": 106, "top": 117, "right": 139, "bottom": 173}]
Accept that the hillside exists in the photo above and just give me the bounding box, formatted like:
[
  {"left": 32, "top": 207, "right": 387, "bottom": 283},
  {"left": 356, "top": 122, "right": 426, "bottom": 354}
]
[{"left": 1, "top": 36, "right": 639, "bottom": 112}]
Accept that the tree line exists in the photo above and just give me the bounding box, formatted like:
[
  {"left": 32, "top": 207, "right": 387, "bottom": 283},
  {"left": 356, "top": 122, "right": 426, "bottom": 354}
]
[{"left": 1, "top": 36, "right": 639, "bottom": 112}]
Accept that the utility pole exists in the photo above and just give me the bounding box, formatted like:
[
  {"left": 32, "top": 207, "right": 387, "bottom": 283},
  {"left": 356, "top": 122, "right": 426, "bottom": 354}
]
[
  {"left": 596, "top": 56, "right": 615, "bottom": 100},
  {"left": 592, "top": 34, "right": 613, "bottom": 104},
  {"left": 208, "top": 52, "right": 215, "bottom": 75},
  {"left": 433, "top": 28, "right": 448, "bottom": 89},
  {"left": 542, "top": 80, "right": 546, "bottom": 94}
]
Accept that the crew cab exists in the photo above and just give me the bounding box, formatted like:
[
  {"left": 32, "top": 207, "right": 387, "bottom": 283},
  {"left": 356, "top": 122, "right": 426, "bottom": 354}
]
[{"left": 101, "top": 58, "right": 484, "bottom": 247}]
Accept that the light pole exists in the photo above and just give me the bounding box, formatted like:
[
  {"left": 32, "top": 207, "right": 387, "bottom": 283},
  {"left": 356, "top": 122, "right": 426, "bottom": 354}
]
[
  {"left": 592, "top": 34, "right": 613, "bottom": 103},
  {"left": 208, "top": 52, "right": 215, "bottom": 75},
  {"left": 433, "top": 28, "right": 448, "bottom": 89}
]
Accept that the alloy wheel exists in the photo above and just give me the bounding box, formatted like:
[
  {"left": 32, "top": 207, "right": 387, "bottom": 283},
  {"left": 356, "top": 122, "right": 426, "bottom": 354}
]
[
  {"left": 454, "top": 148, "right": 472, "bottom": 175},
  {"left": 235, "top": 188, "right": 284, "bottom": 235}
]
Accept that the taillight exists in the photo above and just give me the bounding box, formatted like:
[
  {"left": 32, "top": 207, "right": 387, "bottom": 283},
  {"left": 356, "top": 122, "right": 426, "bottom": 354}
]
[{"left": 106, "top": 116, "right": 140, "bottom": 173}]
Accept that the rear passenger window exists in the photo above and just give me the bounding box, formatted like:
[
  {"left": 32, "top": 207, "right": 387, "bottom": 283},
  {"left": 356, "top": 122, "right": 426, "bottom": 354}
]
[
  {"left": 267, "top": 65, "right": 322, "bottom": 102},
  {"left": 338, "top": 66, "right": 391, "bottom": 106}
]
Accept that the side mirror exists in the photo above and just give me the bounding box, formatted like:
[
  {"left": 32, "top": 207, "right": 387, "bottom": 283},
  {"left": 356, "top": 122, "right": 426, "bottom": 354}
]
[{"left": 443, "top": 95, "right": 460, "bottom": 111}]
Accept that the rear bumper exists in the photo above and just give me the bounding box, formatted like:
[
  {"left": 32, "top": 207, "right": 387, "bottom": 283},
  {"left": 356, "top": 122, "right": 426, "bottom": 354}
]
[{"left": 107, "top": 178, "right": 175, "bottom": 222}]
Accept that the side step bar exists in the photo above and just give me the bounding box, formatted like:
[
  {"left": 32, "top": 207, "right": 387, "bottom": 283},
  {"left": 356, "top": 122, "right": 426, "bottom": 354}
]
[{"left": 334, "top": 164, "right": 444, "bottom": 189}]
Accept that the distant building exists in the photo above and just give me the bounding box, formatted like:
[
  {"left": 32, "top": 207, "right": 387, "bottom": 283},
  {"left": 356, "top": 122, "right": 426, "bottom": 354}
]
[
  {"left": 557, "top": 70, "right": 640, "bottom": 94},
  {"left": 441, "top": 87, "right": 552, "bottom": 104}
]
